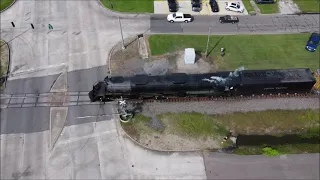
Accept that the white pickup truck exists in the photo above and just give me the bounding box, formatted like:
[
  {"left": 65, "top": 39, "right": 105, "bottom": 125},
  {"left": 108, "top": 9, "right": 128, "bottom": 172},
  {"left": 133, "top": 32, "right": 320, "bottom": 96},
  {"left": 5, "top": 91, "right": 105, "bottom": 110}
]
[{"left": 167, "top": 12, "right": 193, "bottom": 23}]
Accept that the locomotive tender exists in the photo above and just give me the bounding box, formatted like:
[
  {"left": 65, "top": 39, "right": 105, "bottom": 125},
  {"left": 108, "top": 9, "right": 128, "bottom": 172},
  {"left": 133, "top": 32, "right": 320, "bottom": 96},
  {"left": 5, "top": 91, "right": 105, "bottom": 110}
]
[{"left": 88, "top": 68, "right": 317, "bottom": 102}]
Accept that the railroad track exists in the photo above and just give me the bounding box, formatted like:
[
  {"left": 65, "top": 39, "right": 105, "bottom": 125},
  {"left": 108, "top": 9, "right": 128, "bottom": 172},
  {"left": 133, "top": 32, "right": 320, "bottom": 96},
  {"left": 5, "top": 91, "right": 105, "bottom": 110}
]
[
  {"left": 0, "top": 91, "right": 103, "bottom": 109},
  {"left": 127, "top": 92, "right": 320, "bottom": 103},
  {"left": 1, "top": 91, "right": 319, "bottom": 109}
]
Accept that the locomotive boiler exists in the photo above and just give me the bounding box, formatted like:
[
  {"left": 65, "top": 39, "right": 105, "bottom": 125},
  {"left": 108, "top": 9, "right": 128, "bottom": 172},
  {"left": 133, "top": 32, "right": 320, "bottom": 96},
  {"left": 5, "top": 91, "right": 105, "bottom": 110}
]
[{"left": 88, "top": 68, "right": 317, "bottom": 102}]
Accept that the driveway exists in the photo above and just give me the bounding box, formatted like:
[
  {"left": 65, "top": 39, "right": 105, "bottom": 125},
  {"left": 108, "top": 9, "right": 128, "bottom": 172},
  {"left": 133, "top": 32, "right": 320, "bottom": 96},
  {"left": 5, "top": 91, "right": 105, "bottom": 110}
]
[{"left": 154, "top": 0, "right": 249, "bottom": 15}]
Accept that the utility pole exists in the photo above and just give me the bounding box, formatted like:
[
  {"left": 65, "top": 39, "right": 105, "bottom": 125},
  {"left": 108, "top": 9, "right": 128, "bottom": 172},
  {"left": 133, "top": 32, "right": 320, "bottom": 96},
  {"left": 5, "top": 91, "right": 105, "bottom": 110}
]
[
  {"left": 108, "top": 0, "right": 113, "bottom": 9},
  {"left": 118, "top": 16, "right": 125, "bottom": 50},
  {"left": 205, "top": 26, "right": 211, "bottom": 58}
]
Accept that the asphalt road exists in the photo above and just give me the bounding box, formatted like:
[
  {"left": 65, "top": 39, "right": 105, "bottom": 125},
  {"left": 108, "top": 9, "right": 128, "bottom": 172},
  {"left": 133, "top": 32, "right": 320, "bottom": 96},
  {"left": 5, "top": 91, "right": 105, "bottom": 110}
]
[
  {"left": 2, "top": 65, "right": 108, "bottom": 94},
  {"left": 0, "top": 104, "right": 114, "bottom": 134},
  {"left": 150, "top": 14, "right": 320, "bottom": 34},
  {"left": 1, "top": 0, "right": 319, "bottom": 179},
  {"left": 204, "top": 153, "right": 320, "bottom": 179}
]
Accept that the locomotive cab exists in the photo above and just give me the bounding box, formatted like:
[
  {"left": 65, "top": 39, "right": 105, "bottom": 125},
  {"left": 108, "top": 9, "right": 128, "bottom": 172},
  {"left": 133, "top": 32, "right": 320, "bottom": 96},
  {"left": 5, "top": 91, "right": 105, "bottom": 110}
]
[{"left": 89, "top": 81, "right": 109, "bottom": 102}]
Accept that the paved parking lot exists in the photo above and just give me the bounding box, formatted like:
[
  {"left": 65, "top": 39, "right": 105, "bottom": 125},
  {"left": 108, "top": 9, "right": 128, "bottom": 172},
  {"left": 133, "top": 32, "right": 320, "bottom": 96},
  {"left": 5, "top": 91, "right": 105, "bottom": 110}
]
[{"left": 154, "top": 0, "right": 249, "bottom": 15}]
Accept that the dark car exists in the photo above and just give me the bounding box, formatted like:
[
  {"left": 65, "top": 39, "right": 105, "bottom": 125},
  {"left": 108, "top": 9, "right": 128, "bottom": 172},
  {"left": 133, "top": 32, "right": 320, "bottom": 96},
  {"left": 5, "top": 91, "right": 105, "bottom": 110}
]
[
  {"left": 305, "top": 33, "right": 320, "bottom": 52},
  {"left": 255, "top": 0, "right": 275, "bottom": 4},
  {"left": 168, "top": 0, "right": 178, "bottom": 12},
  {"left": 209, "top": 0, "right": 219, "bottom": 12},
  {"left": 191, "top": 0, "right": 201, "bottom": 12},
  {"left": 219, "top": 15, "right": 239, "bottom": 24}
]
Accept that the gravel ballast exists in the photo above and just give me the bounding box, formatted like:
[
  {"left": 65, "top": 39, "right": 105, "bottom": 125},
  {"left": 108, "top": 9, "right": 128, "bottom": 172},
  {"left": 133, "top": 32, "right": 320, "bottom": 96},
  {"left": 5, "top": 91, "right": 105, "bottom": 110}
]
[{"left": 141, "top": 97, "right": 320, "bottom": 115}]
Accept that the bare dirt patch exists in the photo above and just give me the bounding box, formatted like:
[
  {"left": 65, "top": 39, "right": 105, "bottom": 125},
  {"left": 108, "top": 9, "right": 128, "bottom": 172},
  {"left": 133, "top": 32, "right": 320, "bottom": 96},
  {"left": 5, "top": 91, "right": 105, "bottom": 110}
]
[
  {"left": 110, "top": 37, "right": 216, "bottom": 76},
  {"left": 139, "top": 132, "right": 221, "bottom": 151},
  {"left": 121, "top": 115, "right": 224, "bottom": 151}
]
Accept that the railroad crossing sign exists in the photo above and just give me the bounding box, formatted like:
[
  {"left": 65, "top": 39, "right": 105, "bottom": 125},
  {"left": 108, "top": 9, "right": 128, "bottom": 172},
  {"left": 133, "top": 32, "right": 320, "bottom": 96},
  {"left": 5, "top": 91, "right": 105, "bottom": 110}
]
[{"left": 48, "top": 24, "right": 53, "bottom": 30}]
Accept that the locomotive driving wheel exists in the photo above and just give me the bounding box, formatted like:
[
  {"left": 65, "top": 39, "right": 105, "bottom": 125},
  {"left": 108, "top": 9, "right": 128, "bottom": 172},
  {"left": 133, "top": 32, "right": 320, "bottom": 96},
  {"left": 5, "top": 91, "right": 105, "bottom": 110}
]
[
  {"left": 117, "top": 97, "right": 134, "bottom": 123},
  {"left": 119, "top": 113, "right": 134, "bottom": 123}
]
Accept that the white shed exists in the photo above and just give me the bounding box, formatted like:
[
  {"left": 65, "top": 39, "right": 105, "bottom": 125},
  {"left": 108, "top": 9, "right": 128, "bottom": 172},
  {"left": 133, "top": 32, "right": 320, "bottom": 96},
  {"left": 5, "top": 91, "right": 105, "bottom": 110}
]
[{"left": 184, "top": 48, "right": 196, "bottom": 64}]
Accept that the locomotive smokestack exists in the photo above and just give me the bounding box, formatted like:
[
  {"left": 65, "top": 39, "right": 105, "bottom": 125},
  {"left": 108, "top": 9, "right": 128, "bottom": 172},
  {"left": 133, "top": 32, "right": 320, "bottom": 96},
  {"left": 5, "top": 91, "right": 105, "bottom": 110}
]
[
  {"left": 229, "top": 66, "right": 245, "bottom": 77},
  {"left": 202, "top": 66, "right": 245, "bottom": 86}
]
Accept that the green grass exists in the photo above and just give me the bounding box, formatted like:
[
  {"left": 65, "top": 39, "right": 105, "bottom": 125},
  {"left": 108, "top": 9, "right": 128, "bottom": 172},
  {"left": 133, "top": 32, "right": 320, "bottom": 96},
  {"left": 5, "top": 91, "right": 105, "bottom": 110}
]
[
  {"left": 148, "top": 34, "right": 320, "bottom": 71},
  {"left": 121, "top": 114, "right": 155, "bottom": 140},
  {"left": 293, "top": 0, "right": 320, "bottom": 13},
  {"left": 0, "top": 40, "right": 9, "bottom": 80},
  {"left": 235, "top": 144, "right": 320, "bottom": 155},
  {"left": 242, "top": 0, "right": 255, "bottom": 13},
  {"left": 0, "top": 0, "right": 14, "bottom": 11},
  {"left": 256, "top": 3, "right": 279, "bottom": 14},
  {"left": 100, "top": 0, "right": 154, "bottom": 13},
  {"left": 157, "top": 109, "right": 319, "bottom": 136},
  {"left": 121, "top": 110, "right": 319, "bottom": 152},
  {"left": 157, "top": 113, "right": 229, "bottom": 137}
]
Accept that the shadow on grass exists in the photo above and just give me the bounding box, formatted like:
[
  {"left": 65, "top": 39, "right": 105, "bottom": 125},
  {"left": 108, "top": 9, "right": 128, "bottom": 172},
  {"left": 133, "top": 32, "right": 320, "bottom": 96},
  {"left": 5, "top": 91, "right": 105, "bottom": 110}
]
[{"left": 207, "top": 36, "right": 224, "bottom": 56}]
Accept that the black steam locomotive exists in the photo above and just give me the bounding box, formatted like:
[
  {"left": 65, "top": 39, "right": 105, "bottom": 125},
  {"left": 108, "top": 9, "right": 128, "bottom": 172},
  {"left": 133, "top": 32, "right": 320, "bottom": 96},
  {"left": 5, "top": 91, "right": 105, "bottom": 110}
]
[{"left": 88, "top": 68, "right": 317, "bottom": 102}]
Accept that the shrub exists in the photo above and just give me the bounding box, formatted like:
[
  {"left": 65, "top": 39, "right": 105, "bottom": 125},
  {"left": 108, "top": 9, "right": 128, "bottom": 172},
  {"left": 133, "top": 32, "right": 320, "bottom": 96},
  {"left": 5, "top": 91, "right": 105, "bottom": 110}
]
[{"left": 262, "top": 147, "right": 281, "bottom": 156}]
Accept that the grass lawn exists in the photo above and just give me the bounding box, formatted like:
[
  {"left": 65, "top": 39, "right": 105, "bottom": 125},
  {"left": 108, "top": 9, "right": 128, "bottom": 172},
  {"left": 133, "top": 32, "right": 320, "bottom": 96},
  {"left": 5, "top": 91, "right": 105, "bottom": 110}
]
[
  {"left": 0, "top": 0, "right": 14, "bottom": 11},
  {"left": 121, "top": 114, "right": 156, "bottom": 140},
  {"left": 0, "top": 40, "right": 9, "bottom": 77},
  {"left": 100, "top": 0, "right": 154, "bottom": 13},
  {"left": 121, "top": 109, "right": 319, "bottom": 153},
  {"left": 293, "top": 0, "right": 320, "bottom": 13},
  {"left": 158, "top": 109, "right": 319, "bottom": 136},
  {"left": 148, "top": 34, "right": 320, "bottom": 71},
  {"left": 122, "top": 109, "right": 319, "bottom": 139},
  {"left": 235, "top": 143, "right": 320, "bottom": 155},
  {"left": 256, "top": 3, "right": 279, "bottom": 14},
  {"left": 0, "top": 40, "right": 9, "bottom": 88},
  {"left": 242, "top": 0, "right": 255, "bottom": 13}
]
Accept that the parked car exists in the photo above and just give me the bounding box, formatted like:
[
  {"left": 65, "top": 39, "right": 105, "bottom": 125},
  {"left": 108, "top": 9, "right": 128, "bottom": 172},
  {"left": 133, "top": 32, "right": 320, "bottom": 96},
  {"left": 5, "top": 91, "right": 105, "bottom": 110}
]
[
  {"left": 305, "top": 32, "right": 320, "bottom": 52},
  {"left": 255, "top": 0, "right": 275, "bottom": 4},
  {"left": 191, "top": 0, "right": 201, "bottom": 12},
  {"left": 167, "top": 12, "right": 193, "bottom": 23},
  {"left": 168, "top": 0, "right": 178, "bottom": 12},
  {"left": 209, "top": 0, "right": 219, "bottom": 12},
  {"left": 219, "top": 15, "right": 239, "bottom": 24},
  {"left": 225, "top": 2, "right": 244, "bottom": 13}
]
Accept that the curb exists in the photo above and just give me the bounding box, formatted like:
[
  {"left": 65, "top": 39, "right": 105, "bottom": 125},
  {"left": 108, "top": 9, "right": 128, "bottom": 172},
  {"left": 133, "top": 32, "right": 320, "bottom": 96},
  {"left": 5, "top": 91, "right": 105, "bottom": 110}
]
[
  {"left": 107, "top": 41, "right": 120, "bottom": 75},
  {"left": 118, "top": 118, "right": 203, "bottom": 153},
  {"left": 0, "top": 40, "right": 11, "bottom": 90},
  {"left": 0, "top": 0, "right": 16, "bottom": 13},
  {"left": 107, "top": 35, "right": 144, "bottom": 75}
]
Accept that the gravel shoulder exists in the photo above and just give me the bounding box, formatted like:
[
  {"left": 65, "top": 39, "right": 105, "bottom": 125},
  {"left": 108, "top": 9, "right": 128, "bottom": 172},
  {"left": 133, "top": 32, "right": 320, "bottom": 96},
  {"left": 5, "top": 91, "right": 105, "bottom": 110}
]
[
  {"left": 141, "top": 97, "right": 320, "bottom": 116},
  {"left": 110, "top": 36, "right": 215, "bottom": 77}
]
